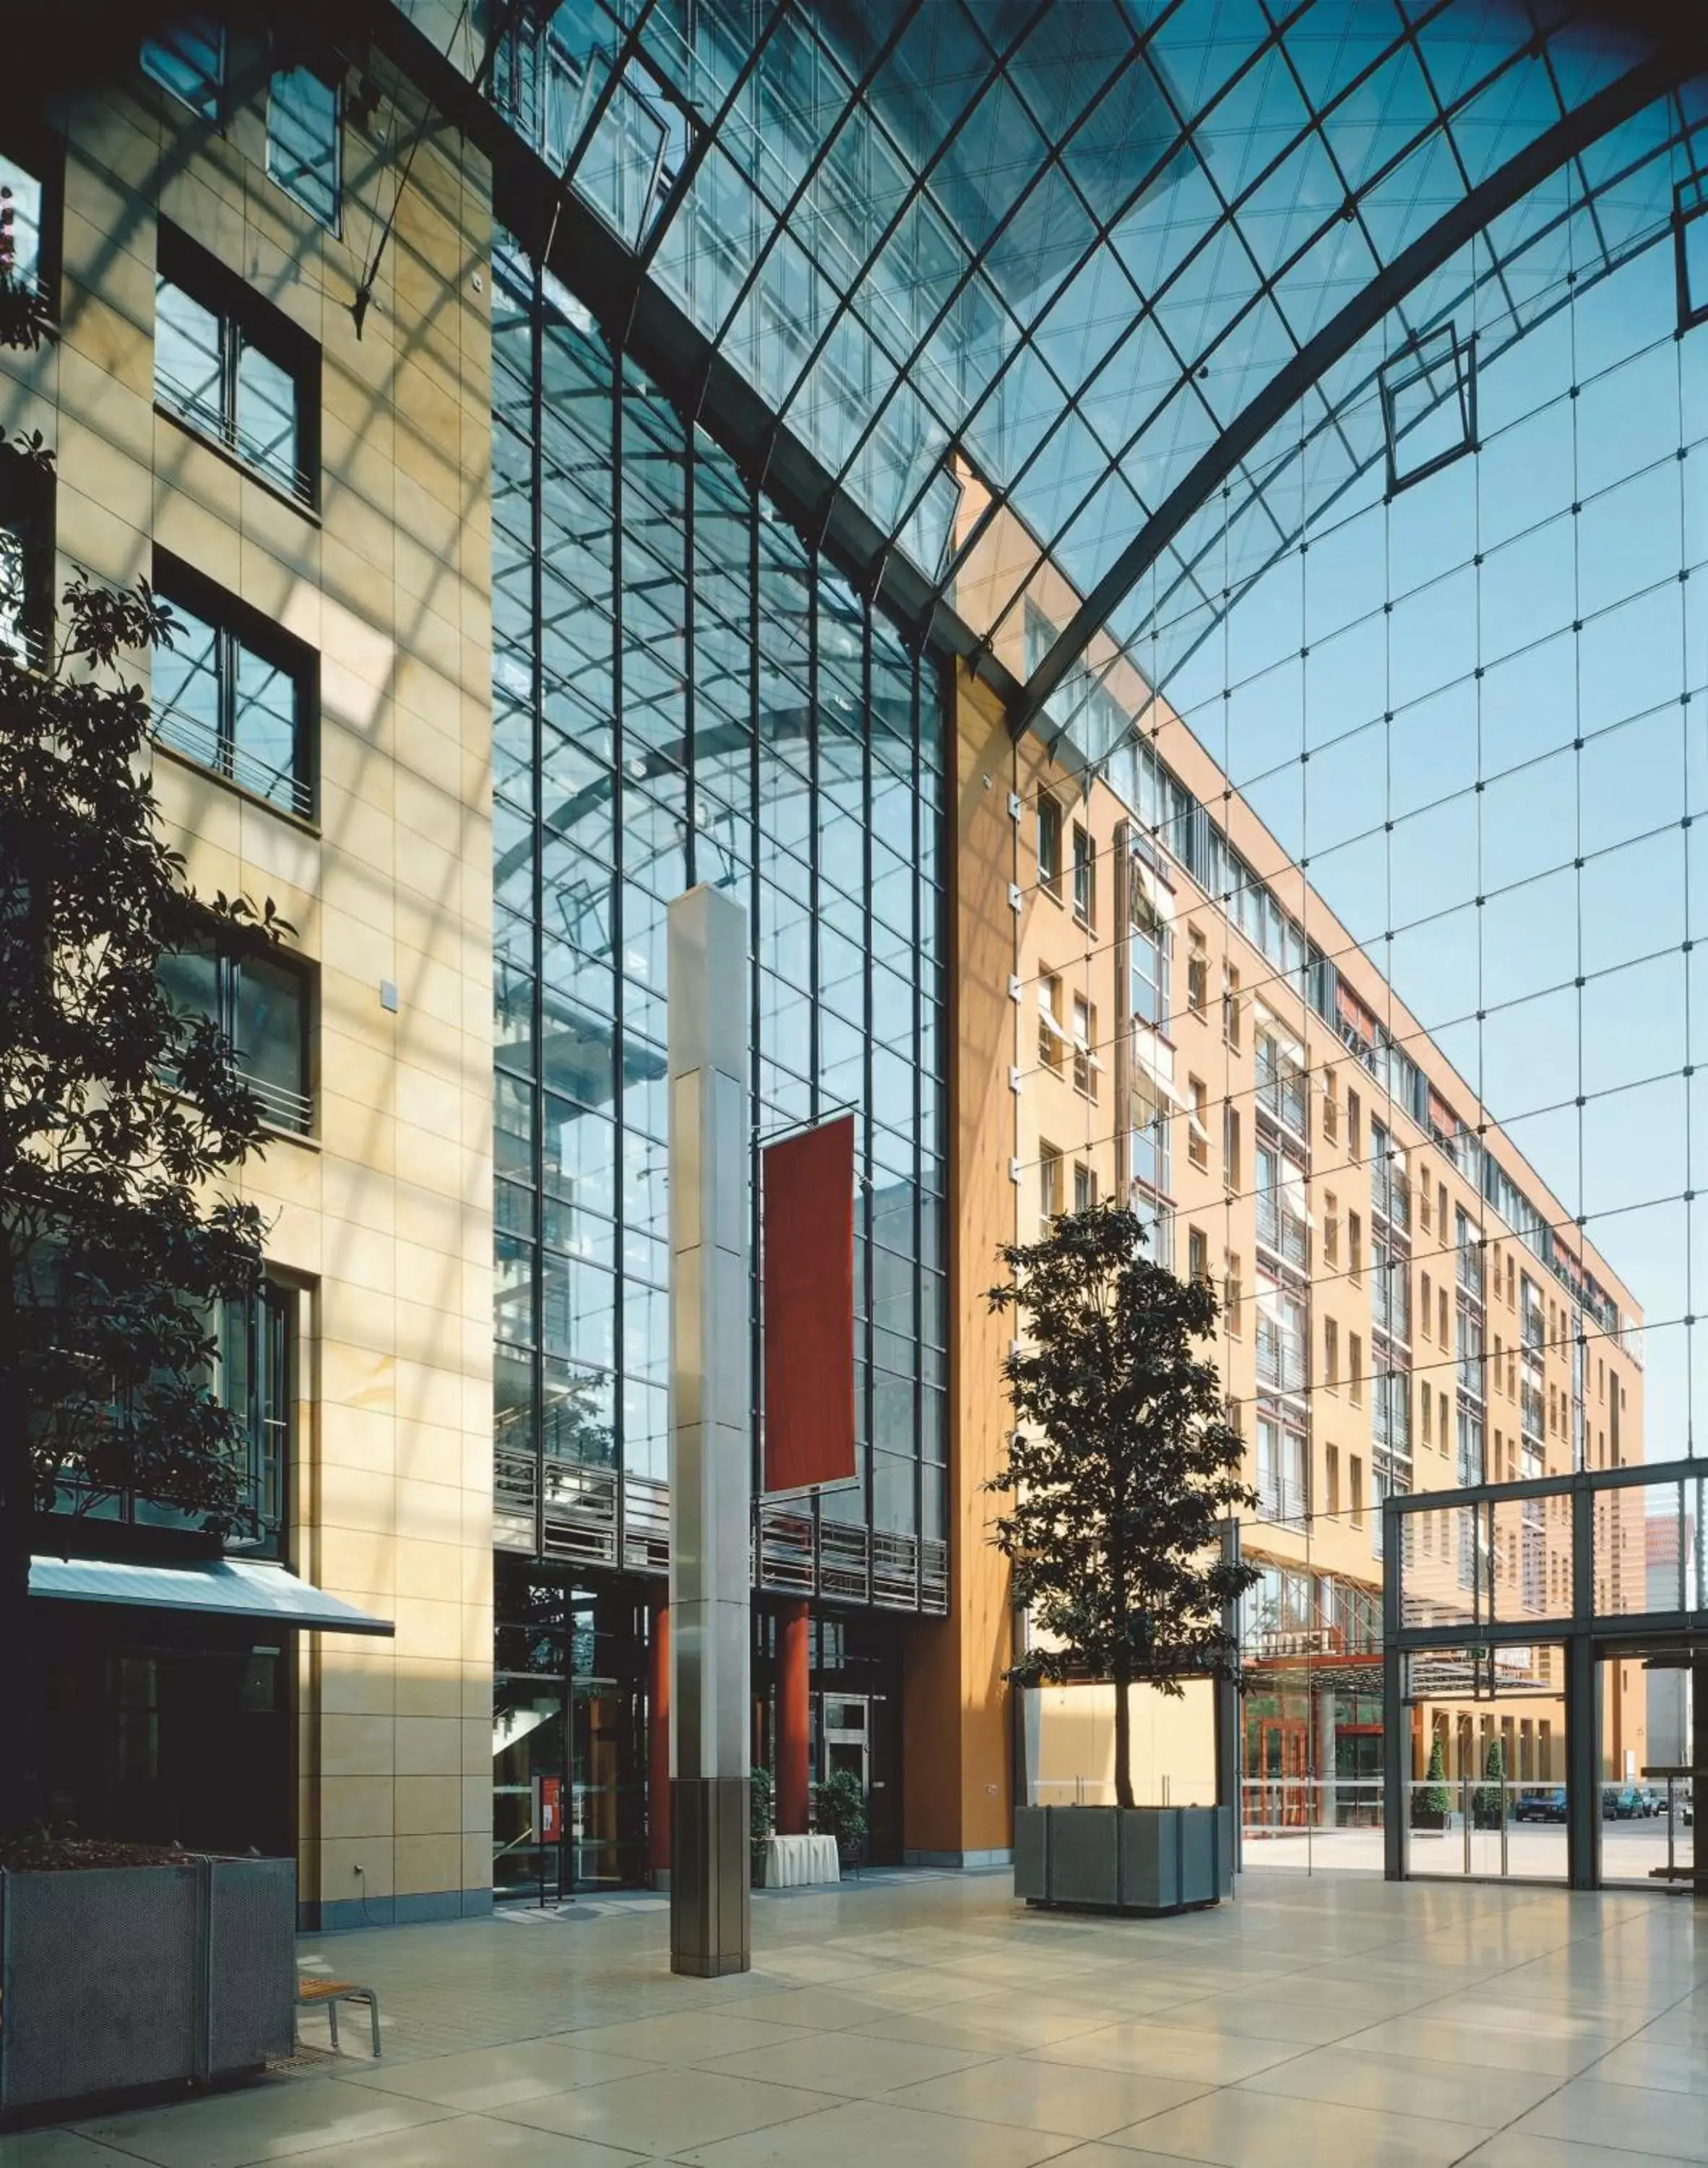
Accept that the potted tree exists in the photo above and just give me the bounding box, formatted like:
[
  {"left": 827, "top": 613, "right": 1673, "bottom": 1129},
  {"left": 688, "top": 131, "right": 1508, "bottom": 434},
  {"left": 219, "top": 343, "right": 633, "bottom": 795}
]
[
  {"left": 1412, "top": 1737, "right": 1451, "bottom": 1834},
  {"left": 1473, "top": 1738, "right": 1507, "bottom": 1831},
  {"left": 814, "top": 1768, "right": 868, "bottom": 1872},
  {"left": 991, "top": 1203, "right": 1258, "bottom": 1915}
]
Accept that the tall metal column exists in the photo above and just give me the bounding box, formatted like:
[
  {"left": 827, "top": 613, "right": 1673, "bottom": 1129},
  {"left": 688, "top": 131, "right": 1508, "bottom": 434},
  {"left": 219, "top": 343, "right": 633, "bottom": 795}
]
[
  {"left": 775, "top": 1600, "right": 811, "bottom": 1837},
  {"left": 1565, "top": 1477, "right": 1600, "bottom": 1891},
  {"left": 1216, "top": 1518, "right": 1243, "bottom": 1880},
  {"left": 668, "top": 885, "right": 751, "bottom": 1976}
]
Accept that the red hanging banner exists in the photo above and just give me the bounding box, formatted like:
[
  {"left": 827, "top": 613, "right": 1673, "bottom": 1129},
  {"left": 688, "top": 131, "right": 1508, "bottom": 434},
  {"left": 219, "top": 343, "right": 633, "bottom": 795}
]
[{"left": 761, "top": 1114, "right": 857, "bottom": 1494}]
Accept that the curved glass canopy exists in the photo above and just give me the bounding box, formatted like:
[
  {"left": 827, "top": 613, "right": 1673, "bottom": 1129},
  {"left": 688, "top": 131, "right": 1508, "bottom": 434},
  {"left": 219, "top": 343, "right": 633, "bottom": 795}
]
[{"left": 457, "top": 0, "right": 1705, "bottom": 727}]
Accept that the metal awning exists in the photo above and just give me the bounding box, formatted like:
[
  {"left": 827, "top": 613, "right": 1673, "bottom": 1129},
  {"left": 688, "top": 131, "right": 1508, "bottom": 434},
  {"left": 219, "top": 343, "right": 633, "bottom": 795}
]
[{"left": 29, "top": 1554, "right": 394, "bottom": 1637}]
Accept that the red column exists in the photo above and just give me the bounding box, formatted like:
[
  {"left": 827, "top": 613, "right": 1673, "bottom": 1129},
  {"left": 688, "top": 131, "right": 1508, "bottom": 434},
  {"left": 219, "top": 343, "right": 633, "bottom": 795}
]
[
  {"left": 776, "top": 1600, "right": 811, "bottom": 1836},
  {"left": 648, "top": 1595, "right": 670, "bottom": 1883}
]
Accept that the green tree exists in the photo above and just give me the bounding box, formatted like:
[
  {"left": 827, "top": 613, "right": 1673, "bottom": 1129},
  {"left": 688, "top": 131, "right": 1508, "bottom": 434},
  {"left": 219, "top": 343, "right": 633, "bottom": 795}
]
[
  {"left": 814, "top": 1768, "right": 867, "bottom": 1866},
  {"left": 1474, "top": 1736, "right": 1507, "bottom": 1827},
  {"left": 987, "top": 1201, "right": 1259, "bottom": 1811},
  {"left": 1413, "top": 1734, "right": 1451, "bottom": 1824},
  {"left": 0, "top": 553, "right": 287, "bottom": 1836}
]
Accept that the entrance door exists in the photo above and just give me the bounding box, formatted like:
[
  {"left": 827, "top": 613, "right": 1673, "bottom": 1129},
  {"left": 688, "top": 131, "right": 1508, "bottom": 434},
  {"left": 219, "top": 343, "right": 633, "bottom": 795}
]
[
  {"left": 821, "top": 1695, "right": 869, "bottom": 1790},
  {"left": 1256, "top": 1718, "right": 1308, "bottom": 1827},
  {"left": 566, "top": 1592, "right": 647, "bottom": 1888}
]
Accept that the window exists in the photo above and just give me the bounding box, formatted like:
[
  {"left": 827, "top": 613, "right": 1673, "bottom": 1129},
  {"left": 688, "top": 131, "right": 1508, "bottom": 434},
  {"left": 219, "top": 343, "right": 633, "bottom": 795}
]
[
  {"left": 1130, "top": 912, "right": 1165, "bottom": 1025},
  {"left": 1439, "top": 1283, "right": 1449, "bottom": 1346},
  {"left": 155, "top": 228, "right": 315, "bottom": 504},
  {"left": 1437, "top": 1180, "right": 1448, "bottom": 1236},
  {"left": 1071, "top": 994, "right": 1097, "bottom": 1099},
  {"left": 1038, "top": 971, "right": 1064, "bottom": 1070},
  {"left": 1071, "top": 822, "right": 1095, "bottom": 926},
  {"left": 0, "top": 438, "right": 51, "bottom": 666},
  {"left": 1039, "top": 1142, "right": 1062, "bottom": 1228},
  {"left": 1222, "top": 962, "right": 1241, "bottom": 1050},
  {"left": 1347, "top": 1088, "right": 1361, "bottom": 1160},
  {"left": 1419, "top": 1164, "right": 1432, "bottom": 1232},
  {"left": 1323, "top": 1317, "right": 1338, "bottom": 1389},
  {"left": 1073, "top": 1161, "right": 1097, "bottom": 1213},
  {"left": 152, "top": 559, "right": 314, "bottom": 817},
  {"left": 1324, "top": 1445, "right": 1340, "bottom": 1518},
  {"left": 141, "top": 20, "right": 225, "bottom": 117},
  {"left": 1188, "top": 1075, "right": 1208, "bottom": 1168},
  {"left": 1188, "top": 1225, "right": 1208, "bottom": 1284},
  {"left": 1420, "top": 1270, "right": 1432, "bottom": 1335},
  {"left": 1350, "top": 1454, "right": 1365, "bottom": 1528},
  {"left": 1224, "top": 1252, "right": 1242, "bottom": 1335},
  {"left": 1421, "top": 1379, "right": 1433, "bottom": 1445},
  {"left": 1186, "top": 927, "right": 1207, "bottom": 1016},
  {"left": 1321, "top": 1065, "right": 1337, "bottom": 1143},
  {"left": 269, "top": 66, "right": 341, "bottom": 232},
  {"left": 1349, "top": 1333, "right": 1364, "bottom": 1406},
  {"left": 1348, "top": 1210, "right": 1363, "bottom": 1285},
  {"left": 1323, "top": 1195, "right": 1339, "bottom": 1268},
  {"left": 1223, "top": 1104, "right": 1241, "bottom": 1194},
  {"left": 159, "top": 932, "right": 312, "bottom": 1133},
  {"left": 1038, "top": 793, "right": 1062, "bottom": 898},
  {"left": 0, "top": 143, "right": 46, "bottom": 295}
]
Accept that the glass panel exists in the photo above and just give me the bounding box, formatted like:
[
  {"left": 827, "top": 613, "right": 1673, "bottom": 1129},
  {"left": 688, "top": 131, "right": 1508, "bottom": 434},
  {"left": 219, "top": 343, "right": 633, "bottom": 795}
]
[
  {"left": 155, "top": 277, "right": 224, "bottom": 436},
  {"left": 231, "top": 633, "right": 303, "bottom": 811},
  {"left": 233, "top": 950, "right": 306, "bottom": 1128},
  {"left": 0, "top": 149, "right": 45, "bottom": 288},
  {"left": 140, "top": 20, "right": 225, "bottom": 118},
  {"left": 236, "top": 338, "right": 301, "bottom": 494},
  {"left": 267, "top": 67, "right": 340, "bottom": 231}
]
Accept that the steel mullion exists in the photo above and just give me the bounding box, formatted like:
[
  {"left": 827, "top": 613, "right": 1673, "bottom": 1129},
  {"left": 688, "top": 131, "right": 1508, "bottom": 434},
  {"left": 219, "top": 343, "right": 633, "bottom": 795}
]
[
  {"left": 1013, "top": 46, "right": 1691, "bottom": 738},
  {"left": 556, "top": 0, "right": 668, "bottom": 208},
  {"left": 529, "top": 270, "right": 548, "bottom": 1559},
  {"left": 697, "top": 0, "right": 937, "bottom": 398},
  {"left": 983, "top": 0, "right": 1512, "bottom": 664}
]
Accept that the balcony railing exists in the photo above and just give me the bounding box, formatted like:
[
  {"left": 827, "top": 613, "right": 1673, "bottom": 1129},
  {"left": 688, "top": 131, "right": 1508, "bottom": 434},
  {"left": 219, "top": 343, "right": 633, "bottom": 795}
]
[
  {"left": 1256, "top": 1324, "right": 1306, "bottom": 1396},
  {"left": 154, "top": 705, "right": 314, "bottom": 822},
  {"left": 1256, "top": 1057, "right": 1308, "bottom": 1140},
  {"left": 1256, "top": 1474, "right": 1309, "bottom": 1528}
]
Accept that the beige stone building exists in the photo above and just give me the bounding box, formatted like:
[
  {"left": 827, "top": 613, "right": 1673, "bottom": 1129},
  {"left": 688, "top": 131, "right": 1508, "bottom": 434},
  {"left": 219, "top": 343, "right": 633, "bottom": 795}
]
[{"left": 4, "top": 25, "right": 496, "bottom": 1926}]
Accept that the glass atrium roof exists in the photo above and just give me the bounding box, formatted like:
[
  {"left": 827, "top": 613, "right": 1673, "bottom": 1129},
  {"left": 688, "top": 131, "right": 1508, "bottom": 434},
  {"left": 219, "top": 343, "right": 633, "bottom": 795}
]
[{"left": 438, "top": 0, "right": 1707, "bottom": 731}]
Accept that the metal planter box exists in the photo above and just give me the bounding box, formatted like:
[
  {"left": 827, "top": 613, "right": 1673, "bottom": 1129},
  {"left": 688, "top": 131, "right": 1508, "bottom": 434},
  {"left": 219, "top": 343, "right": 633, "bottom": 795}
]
[
  {"left": 1014, "top": 1805, "right": 1233, "bottom": 1915},
  {"left": 0, "top": 1857, "right": 295, "bottom": 2122}
]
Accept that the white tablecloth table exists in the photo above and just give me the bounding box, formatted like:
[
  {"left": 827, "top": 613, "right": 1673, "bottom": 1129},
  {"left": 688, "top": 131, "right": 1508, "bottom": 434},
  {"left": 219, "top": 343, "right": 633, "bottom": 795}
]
[{"left": 762, "top": 1833, "right": 841, "bottom": 1888}]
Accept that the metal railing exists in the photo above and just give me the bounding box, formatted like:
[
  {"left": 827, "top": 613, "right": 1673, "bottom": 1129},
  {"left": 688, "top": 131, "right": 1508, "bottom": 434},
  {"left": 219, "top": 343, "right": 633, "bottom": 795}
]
[
  {"left": 154, "top": 705, "right": 314, "bottom": 821},
  {"left": 155, "top": 369, "right": 316, "bottom": 509}
]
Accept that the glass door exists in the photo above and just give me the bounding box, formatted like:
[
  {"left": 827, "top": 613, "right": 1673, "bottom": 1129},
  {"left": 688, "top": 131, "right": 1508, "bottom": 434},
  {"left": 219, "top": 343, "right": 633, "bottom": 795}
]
[{"left": 566, "top": 1590, "right": 648, "bottom": 1888}]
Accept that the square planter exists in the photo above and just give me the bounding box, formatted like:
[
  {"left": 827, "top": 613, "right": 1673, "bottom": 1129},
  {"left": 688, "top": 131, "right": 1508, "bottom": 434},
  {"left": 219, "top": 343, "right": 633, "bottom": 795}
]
[
  {"left": 0, "top": 1857, "right": 295, "bottom": 2123},
  {"left": 1014, "top": 1805, "right": 1232, "bottom": 1915}
]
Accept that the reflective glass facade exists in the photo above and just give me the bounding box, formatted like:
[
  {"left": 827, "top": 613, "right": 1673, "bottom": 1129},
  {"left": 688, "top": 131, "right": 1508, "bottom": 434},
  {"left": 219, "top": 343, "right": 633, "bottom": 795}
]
[{"left": 489, "top": 235, "right": 949, "bottom": 1610}]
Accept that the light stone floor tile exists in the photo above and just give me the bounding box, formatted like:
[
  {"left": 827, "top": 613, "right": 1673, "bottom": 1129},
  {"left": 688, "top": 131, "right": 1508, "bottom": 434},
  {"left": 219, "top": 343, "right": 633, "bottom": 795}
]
[
  {"left": 1235, "top": 2042, "right": 1563, "bottom": 2124},
  {"left": 1509, "top": 2074, "right": 1708, "bottom": 2160},
  {"left": 556, "top": 2012, "right": 812, "bottom": 2063},
  {"left": 1134, "top": 1991, "right": 1379, "bottom": 2047},
  {"left": 334, "top": 2036, "right": 656, "bottom": 2109},
  {"left": 884, "top": 2057, "right": 1212, "bottom": 2138},
  {"left": 852, "top": 1994, "right": 1135, "bottom": 2051},
  {"left": 0, "top": 2135, "right": 144, "bottom": 2166},
  {"left": 1029, "top": 2018, "right": 1303, "bottom": 2084},
  {"left": 1337, "top": 2013, "right": 1616, "bottom": 2075},
  {"left": 1108, "top": 2086, "right": 1496, "bottom": 2167},
  {"left": 710, "top": 1987, "right": 929, "bottom": 2031},
  {"left": 670, "top": 2097, "right": 1081, "bottom": 2167},
  {"left": 696, "top": 2031, "right": 994, "bottom": 2097},
  {"left": 487, "top": 2068, "right": 844, "bottom": 2156},
  {"left": 1455, "top": 2137, "right": 1707, "bottom": 2168},
  {"left": 1566, "top": 2036, "right": 1708, "bottom": 2095},
  {"left": 225, "top": 2114, "right": 646, "bottom": 2167},
  {"left": 71, "top": 2084, "right": 456, "bottom": 2168}
]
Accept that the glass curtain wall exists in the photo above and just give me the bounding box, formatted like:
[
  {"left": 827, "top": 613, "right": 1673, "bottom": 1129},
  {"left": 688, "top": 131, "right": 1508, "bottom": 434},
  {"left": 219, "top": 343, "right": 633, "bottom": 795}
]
[{"left": 490, "top": 232, "right": 948, "bottom": 1601}]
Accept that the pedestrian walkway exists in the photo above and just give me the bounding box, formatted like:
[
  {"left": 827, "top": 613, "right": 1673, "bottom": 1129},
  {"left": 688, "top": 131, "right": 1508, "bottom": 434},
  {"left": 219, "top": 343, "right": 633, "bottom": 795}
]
[{"left": 14, "top": 1867, "right": 1708, "bottom": 2165}]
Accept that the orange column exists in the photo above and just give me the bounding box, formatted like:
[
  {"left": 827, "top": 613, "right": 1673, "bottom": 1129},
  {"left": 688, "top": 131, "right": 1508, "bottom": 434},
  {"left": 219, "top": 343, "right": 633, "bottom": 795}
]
[
  {"left": 648, "top": 1594, "right": 670, "bottom": 1882},
  {"left": 776, "top": 1600, "right": 811, "bottom": 1836}
]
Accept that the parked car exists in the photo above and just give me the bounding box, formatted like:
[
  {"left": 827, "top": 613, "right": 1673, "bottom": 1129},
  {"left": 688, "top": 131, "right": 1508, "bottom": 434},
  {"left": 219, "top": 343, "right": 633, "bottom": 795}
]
[
  {"left": 1514, "top": 1787, "right": 1568, "bottom": 1823},
  {"left": 1601, "top": 1785, "right": 1647, "bottom": 1819}
]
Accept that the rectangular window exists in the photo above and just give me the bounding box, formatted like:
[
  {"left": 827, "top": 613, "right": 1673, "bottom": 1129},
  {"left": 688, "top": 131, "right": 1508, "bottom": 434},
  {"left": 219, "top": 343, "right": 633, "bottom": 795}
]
[
  {"left": 1071, "top": 994, "right": 1097, "bottom": 1099},
  {"left": 155, "top": 226, "right": 315, "bottom": 504},
  {"left": 268, "top": 66, "right": 341, "bottom": 232},
  {"left": 1073, "top": 1161, "right": 1097, "bottom": 1213},
  {"left": 141, "top": 19, "right": 225, "bottom": 117},
  {"left": 0, "top": 435, "right": 52, "bottom": 666},
  {"left": 1224, "top": 1252, "right": 1242, "bottom": 1335},
  {"left": 1188, "top": 1075, "right": 1208, "bottom": 1169},
  {"left": 1349, "top": 1333, "right": 1364, "bottom": 1406},
  {"left": 1321, "top": 1065, "right": 1337, "bottom": 1143},
  {"left": 1038, "top": 971, "right": 1064, "bottom": 1070},
  {"left": 1421, "top": 1379, "right": 1433, "bottom": 1445},
  {"left": 1186, "top": 927, "right": 1207, "bottom": 1015},
  {"left": 1350, "top": 1454, "right": 1364, "bottom": 1527},
  {"left": 1222, "top": 962, "right": 1241, "bottom": 1050},
  {"left": 1223, "top": 1104, "right": 1240, "bottom": 1195},
  {"left": 0, "top": 142, "right": 47, "bottom": 295},
  {"left": 1039, "top": 1141, "right": 1061, "bottom": 1228},
  {"left": 159, "top": 932, "right": 312, "bottom": 1134},
  {"left": 1439, "top": 1284, "right": 1449, "bottom": 1346},
  {"left": 1347, "top": 1088, "right": 1361, "bottom": 1160},
  {"left": 1071, "top": 822, "right": 1095, "bottom": 927},
  {"left": 1038, "top": 793, "right": 1062, "bottom": 898},
  {"left": 1348, "top": 1210, "right": 1363, "bottom": 1285},
  {"left": 1324, "top": 1194, "right": 1339, "bottom": 1267},
  {"left": 1324, "top": 1316, "right": 1338, "bottom": 1389},
  {"left": 1189, "top": 1224, "right": 1208, "bottom": 1284},
  {"left": 1419, "top": 1163, "right": 1432, "bottom": 1231},
  {"left": 1325, "top": 1444, "right": 1340, "bottom": 1518},
  {"left": 152, "top": 557, "right": 314, "bottom": 817},
  {"left": 1420, "top": 1270, "right": 1432, "bottom": 1335}
]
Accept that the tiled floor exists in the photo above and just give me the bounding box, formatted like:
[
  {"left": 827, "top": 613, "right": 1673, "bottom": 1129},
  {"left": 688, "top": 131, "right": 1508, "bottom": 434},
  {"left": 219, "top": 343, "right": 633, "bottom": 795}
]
[{"left": 8, "top": 1867, "right": 1707, "bottom": 2167}]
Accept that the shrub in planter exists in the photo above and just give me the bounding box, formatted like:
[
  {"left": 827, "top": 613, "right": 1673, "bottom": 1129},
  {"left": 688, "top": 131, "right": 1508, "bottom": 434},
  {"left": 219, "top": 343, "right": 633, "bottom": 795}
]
[
  {"left": 814, "top": 1769, "right": 867, "bottom": 1867},
  {"left": 1412, "top": 1737, "right": 1452, "bottom": 1831},
  {"left": 1473, "top": 1738, "right": 1507, "bottom": 1829},
  {"left": 749, "top": 1766, "right": 774, "bottom": 1885}
]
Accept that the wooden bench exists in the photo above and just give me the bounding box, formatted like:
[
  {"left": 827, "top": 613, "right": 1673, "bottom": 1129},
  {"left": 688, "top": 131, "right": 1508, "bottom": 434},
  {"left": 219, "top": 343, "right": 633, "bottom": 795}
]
[{"left": 296, "top": 1977, "right": 381, "bottom": 2057}]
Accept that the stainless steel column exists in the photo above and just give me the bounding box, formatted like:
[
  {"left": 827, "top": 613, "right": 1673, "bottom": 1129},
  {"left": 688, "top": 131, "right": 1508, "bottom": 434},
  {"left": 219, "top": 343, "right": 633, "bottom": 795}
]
[{"left": 668, "top": 885, "right": 751, "bottom": 1977}]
